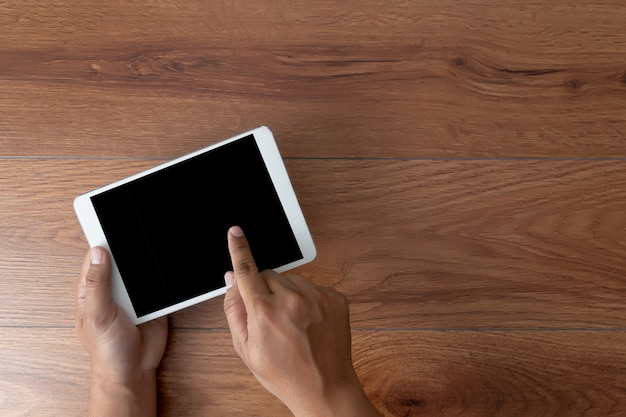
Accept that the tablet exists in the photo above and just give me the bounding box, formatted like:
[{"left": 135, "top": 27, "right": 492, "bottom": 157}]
[{"left": 74, "top": 126, "right": 316, "bottom": 324}]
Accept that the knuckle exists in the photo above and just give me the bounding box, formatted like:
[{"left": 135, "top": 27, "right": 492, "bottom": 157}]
[
  {"left": 85, "top": 266, "right": 108, "bottom": 289},
  {"left": 284, "top": 290, "right": 323, "bottom": 322},
  {"left": 85, "top": 271, "right": 100, "bottom": 287},
  {"left": 284, "top": 290, "right": 307, "bottom": 311},
  {"left": 236, "top": 258, "right": 259, "bottom": 276}
]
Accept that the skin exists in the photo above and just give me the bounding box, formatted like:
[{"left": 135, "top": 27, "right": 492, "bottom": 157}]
[
  {"left": 76, "top": 246, "right": 168, "bottom": 417},
  {"left": 76, "top": 226, "right": 381, "bottom": 417},
  {"left": 223, "top": 226, "right": 381, "bottom": 417}
]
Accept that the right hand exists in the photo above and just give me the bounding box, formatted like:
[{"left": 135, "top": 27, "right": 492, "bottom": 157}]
[{"left": 223, "top": 226, "right": 381, "bottom": 417}]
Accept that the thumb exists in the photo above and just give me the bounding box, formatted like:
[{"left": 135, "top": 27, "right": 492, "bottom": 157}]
[
  {"left": 223, "top": 272, "right": 248, "bottom": 354},
  {"left": 83, "top": 247, "right": 115, "bottom": 324}
]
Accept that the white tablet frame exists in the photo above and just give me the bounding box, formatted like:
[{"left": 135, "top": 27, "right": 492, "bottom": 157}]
[{"left": 74, "top": 126, "right": 316, "bottom": 324}]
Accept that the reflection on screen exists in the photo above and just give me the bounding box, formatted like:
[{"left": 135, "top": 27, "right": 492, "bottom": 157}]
[{"left": 91, "top": 134, "right": 302, "bottom": 317}]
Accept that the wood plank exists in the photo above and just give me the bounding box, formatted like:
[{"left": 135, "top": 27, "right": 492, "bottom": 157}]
[
  {"left": 0, "top": 328, "right": 89, "bottom": 417},
  {"left": 354, "top": 330, "right": 626, "bottom": 417},
  {"left": 2, "top": 159, "right": 626, "bottom": 329},
  {"left": 1, "top": 328, "right": 625, "bottom": 417},
  {"left": 3, "top": 4, "right": 625, "bottom": 417},
  {"left": 1, "top": 1, "right": 625, "bottom": 158}
]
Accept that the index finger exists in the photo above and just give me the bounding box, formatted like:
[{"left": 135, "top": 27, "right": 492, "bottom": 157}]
[{"left": 227, "top": 226, "right": 270, "bottom": 302}]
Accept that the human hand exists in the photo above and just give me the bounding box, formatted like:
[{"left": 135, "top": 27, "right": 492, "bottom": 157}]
[
  {"left": 223, "top": 226, "right": 381, "bottom": 417},
  {"left": 76, "top": 246, "right": 168, "bottom": 417}
]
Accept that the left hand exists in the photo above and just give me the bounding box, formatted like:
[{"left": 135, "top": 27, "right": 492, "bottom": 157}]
[{"left": 76, "top": 246, "right": 168, "bottom": 384}]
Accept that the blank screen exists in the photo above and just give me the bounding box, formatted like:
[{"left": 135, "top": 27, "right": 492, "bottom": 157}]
[{"left": 91, "top": 134, "right": 302, "bottom": 317}]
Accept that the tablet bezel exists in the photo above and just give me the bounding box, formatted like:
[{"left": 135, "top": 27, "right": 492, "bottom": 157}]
[{"left": 74, "top": 126, "right": 316, "bottom": 324}]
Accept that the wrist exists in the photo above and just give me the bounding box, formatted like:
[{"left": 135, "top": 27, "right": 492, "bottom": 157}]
[
  {"left": 89, "top": 368, "right": 158, "bottom": 417},
  {"left": 292, "top": 374, "right": 381, "bottom": 417},
  {"left": 321, "top": 380, "right": 381, "bottom": 417}
]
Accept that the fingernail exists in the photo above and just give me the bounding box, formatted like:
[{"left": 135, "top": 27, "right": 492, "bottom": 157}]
[
  {"left": 90, "top": 247, "right": 104, "bottom": 265},
  {"left": 224, "top": 271, "right": 235, "bottom": 289},
  {"left": 230, "top": 226, "right": 244, "bottom": 237}
]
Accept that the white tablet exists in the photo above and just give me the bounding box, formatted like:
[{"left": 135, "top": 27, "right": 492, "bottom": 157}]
[{"left": 74, "top": 126, "right": 316, "bottom": 324}]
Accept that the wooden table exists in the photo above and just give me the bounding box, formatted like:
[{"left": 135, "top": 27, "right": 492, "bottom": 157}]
[{"left": 2, "top": 1, "right": 626, "bottom": 416}]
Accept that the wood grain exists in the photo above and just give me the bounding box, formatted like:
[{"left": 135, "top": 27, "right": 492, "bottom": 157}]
[
  {"left": 2, "top": 1, "right": 626, "bottom": 416},
  {"left": 1, "top": 328, "right": 625, "bottom": 417},
  {"left": 1, "top": 1, "right": 625, "bottom": 158},
  {"left": 2, "top": 158, "right": 626, "bottom": 329}
]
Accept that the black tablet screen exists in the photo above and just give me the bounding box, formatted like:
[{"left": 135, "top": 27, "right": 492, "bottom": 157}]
[{"left": 91, "top": 134, "right": 302, "bottom": 317}]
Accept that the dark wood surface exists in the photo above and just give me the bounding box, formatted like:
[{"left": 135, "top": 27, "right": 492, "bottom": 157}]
[{"left": 1, "top": 1, "right": 625, "bottom": 416}]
